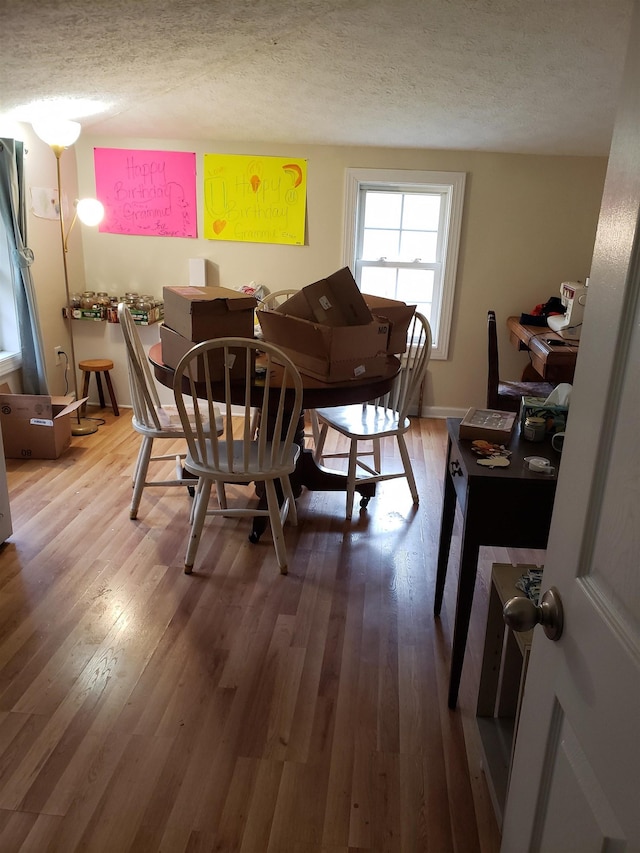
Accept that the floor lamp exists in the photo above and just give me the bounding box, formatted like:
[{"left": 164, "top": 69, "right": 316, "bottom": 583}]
[{"left": 32, "top": 118, "right": 104, "bottom": 436}]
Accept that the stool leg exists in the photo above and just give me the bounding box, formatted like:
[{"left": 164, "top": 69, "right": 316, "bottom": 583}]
[
  {"left": 103, "top": 371, "right": 120, "bottom": 416},
  {"left": 81, "top": 371, "right": 90, "bottom": 416},
  {"left": 95, "top": 372, "right": 106, "bottom": 409}
]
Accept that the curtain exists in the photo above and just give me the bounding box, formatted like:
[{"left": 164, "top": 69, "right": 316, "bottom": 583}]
[{"left": 0, "top": 138, "right": 49, "bottom": 394}]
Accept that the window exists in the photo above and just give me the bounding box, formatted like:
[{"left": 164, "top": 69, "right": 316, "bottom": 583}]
[
  {"left": 0, "top": 223, "right": 21, "bottom": 374},
  {"left": 343, "top": 169, "right": 466, "bottom": 359}
]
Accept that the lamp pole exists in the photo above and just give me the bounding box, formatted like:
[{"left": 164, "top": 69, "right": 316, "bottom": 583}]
[
  {"left": 52, "top": 148, "right": 97, "bottom": 435},
  {"left": 33, "top": 119, "right": 103, "bottom": 435}
]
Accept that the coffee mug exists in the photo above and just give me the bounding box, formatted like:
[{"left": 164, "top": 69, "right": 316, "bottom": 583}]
[{"left": 552, "top": 432, "right": 565, "bottom": 452}]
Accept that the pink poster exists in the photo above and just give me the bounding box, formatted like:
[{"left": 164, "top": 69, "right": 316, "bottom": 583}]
[{"left": 94, "top": 148, "right": 197, "bottom": 237}]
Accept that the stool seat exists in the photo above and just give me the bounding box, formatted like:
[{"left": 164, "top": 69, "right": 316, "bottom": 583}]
[
  {"left": 79, "top": 359, "right": 119, "bottom": 416},
  {"left": 79, "top": 358, "right": 114, "bottom": 372}
]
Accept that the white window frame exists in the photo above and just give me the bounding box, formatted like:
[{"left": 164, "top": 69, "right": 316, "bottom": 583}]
[
  {"left": 0, "top": 226, "right": 22, "bottom": 376},
  {"left": 342, "top": 168, "right": 466, "bottom": 360}
]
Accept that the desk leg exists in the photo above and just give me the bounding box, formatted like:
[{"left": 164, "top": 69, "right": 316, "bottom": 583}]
[
  {"left": 434, "top": 449, "right": 455, "bottom": 616},
  {"left": 448, "top": 532, "right": 480, "bottom": 709}
]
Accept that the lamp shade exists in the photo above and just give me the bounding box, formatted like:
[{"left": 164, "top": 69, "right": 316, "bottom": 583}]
[
  {"left": 32, "top": 118, "right": 81, "bottom": 148},
  {"left": 76, "top": 198, "right": 105, "bottom": 226}
]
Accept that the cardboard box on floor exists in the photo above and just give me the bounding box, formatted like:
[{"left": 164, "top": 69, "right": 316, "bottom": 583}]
[
  {"left": 162, "top": 286, "right": 257, "bottom": 342},
  {"left": 0, "top": 385, "right": 85, "bottom": 459},
  {"left": 258, "top": 268, "right": 392, "bottom": 382},
  {"left": 159, "top": 324, "right": 253, "bottom": 382}
]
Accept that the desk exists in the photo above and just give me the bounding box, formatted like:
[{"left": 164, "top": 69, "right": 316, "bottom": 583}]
[
  {"left": 149, "top": 342, "right": 401, "bottom": 511},
  {"left": 434, "top": 418, "right": 559, "bottom": 709},
  {"left": 507, "top": 316, "right": 578, "bottom": 383}
]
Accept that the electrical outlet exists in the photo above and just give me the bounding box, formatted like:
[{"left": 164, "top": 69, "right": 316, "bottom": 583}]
[{"left": 54, "top": 345, "right": 63, "bottom": 365}]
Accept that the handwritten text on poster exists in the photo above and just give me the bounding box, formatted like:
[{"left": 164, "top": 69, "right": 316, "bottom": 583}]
[
  {"left": 94, "top": 148, "right": 197, "bottom": 237},
  {"left": 203, "top": 154, "right": 306, "bottom": 245}
]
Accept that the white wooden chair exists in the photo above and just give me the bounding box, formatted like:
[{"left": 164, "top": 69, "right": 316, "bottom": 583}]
[
  {"left": 313, "top": 312, "right": 432, "bottom": 518},
  {"left": 172, "top": 337, "right": 303, "bottom": 574},
  {"left": 118, "top": 302, "right": 221, "bottom": 519}
]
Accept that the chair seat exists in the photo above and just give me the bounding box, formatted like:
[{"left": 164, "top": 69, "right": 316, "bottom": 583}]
[
  {"left": 315, "top": 404, "right": 409, "bottom": 440},
  {"left": 132, "top": 405, "right": 221, "bottom": 439},
  {"left": 79, "top": 358, "right": 119, "bottom": 416},
  {"left": 79, "top": 358, "right": 114, "bottom": 372},
  {"left": 499, "top": 379, "right": 555, "bottom": 399},
  {"left": 185, "top": 440, "right": 300, "bottom": 481},
  {"left": 173, "top": 337, "right": 304, "bottom": 574},
  {"left": 497, "top": 379, "right": 555, "bottom": 412},
  {"left": 313, "top": 312, "right": 433, "bottom": 519},
  {"left": 118, "top": 301, "right": 223, "bottom": 520},
  {"left": 488, "top": 309, "right": 556, "bottom": 412}
]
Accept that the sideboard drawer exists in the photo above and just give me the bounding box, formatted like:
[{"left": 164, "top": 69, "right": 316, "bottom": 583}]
[{"left": 448, "top": 441, "right": 468, "bottom": 511}]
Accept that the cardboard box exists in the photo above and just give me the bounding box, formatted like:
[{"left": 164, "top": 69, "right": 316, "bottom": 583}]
[
  {"left": 277, "top": 267, "right": 373, "bottom": 327},
  {"left": 160, "top": 324, "right": 252, "bottom": 382},
  {"left": 162, "top": 286, "right": 257, "bottom": 342},
  {"left": 362, "top": 294, "right": 416, "bottom": 353},
  {"left": 458, "top": 407, "right": 517, "bottom": 444},
  {"left": 0, "top": 387, "right": 85, "bottom": 459},
  {"left": 258, "top": 309, "right": 390, "bottom": 382},
  {"left": 519, "top": 397, "right": 569, "bottom": 435}
]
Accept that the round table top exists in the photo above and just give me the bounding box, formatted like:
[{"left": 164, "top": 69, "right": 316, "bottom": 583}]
[{"left": 148, "top": 342, "right": 401, "bottom": 409}]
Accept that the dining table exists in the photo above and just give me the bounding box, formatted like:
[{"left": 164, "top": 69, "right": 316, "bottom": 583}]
[{"left": 148, "top": 341, "right": 401, "bottom": 537}]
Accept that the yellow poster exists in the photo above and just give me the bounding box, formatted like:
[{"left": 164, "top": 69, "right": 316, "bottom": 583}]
[{"left": 203, "top": 154, "right": 307, "bottom": 245}]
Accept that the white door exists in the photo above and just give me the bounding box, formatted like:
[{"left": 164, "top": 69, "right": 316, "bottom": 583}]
[{"left": 501, "top": 5, "right": 640, "bottom": 851}]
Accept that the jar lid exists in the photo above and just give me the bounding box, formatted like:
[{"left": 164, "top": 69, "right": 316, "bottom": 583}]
[{"left": 526, "top": 416, "right": 546, "bottom": 425}]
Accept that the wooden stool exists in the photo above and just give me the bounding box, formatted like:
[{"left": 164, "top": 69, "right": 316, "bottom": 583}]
[{"left": 79, "top": 359, "right": 119, "bottom": 416}]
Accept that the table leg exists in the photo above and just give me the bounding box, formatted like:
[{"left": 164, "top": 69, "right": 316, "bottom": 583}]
[
  {"left": 447, "top": 533, "right": 480, "bottom": 709},
  {"left": 248, "top": 411, "right": 377, "bottom": 542},
  {"left": 434, "top": 448, "right": 456, "bottom": 616},
  {"left": 95, "top": 372, "right": 106, "bottom": 408},
  {"left": 249, "top": 412, "right": 305, "bottom": 542},
  {"left": 297, "top": 450, "right": 377, "bottom": 498},
  {"left": 80, "top": 370, "right": 91, "bottom": 417}
]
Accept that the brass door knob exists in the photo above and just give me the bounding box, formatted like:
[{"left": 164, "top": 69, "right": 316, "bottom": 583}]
[{"left": 503, "top": 587, "right": 564, "bottom": 641}]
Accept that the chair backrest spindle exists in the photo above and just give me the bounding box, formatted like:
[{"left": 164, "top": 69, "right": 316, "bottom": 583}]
[
  {"left": 118, "top": 303, "right": 164, "bottom": 431},
  {"left": 172, "top": 337, "right": 303, "bottom": 482},
  {"left": 487, "top": 309, "right": 500, "bottom": 409},
  {"left": 371, "top": 312, "right": 432, "bottom": 419}
]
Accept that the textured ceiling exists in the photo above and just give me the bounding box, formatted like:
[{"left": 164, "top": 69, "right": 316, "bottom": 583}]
[{"left": 0, "top": 0, "right": 634, "bottom": 156}]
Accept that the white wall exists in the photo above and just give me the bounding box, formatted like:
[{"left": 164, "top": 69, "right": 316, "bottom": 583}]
[{"left": 21, "top": 127, "right": 608, "bottom": 413}]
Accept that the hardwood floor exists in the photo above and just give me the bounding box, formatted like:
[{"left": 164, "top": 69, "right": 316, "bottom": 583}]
[{"left": 0, "top": 410, "right": 540, "bottom": 852}]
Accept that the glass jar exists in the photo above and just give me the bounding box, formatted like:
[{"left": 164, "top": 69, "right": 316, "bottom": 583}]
[
  {"left": 108, "top": 296, "right": 120, "bottom": 323},
  {"left": 80, "top": 290, "right": 96, "bottom": 309},
  {"left": 96, "top": 291, "right": 110, "bottom": 319},
  {"left": 523, "top": 416, "right": 546, "bottom": 442}
]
